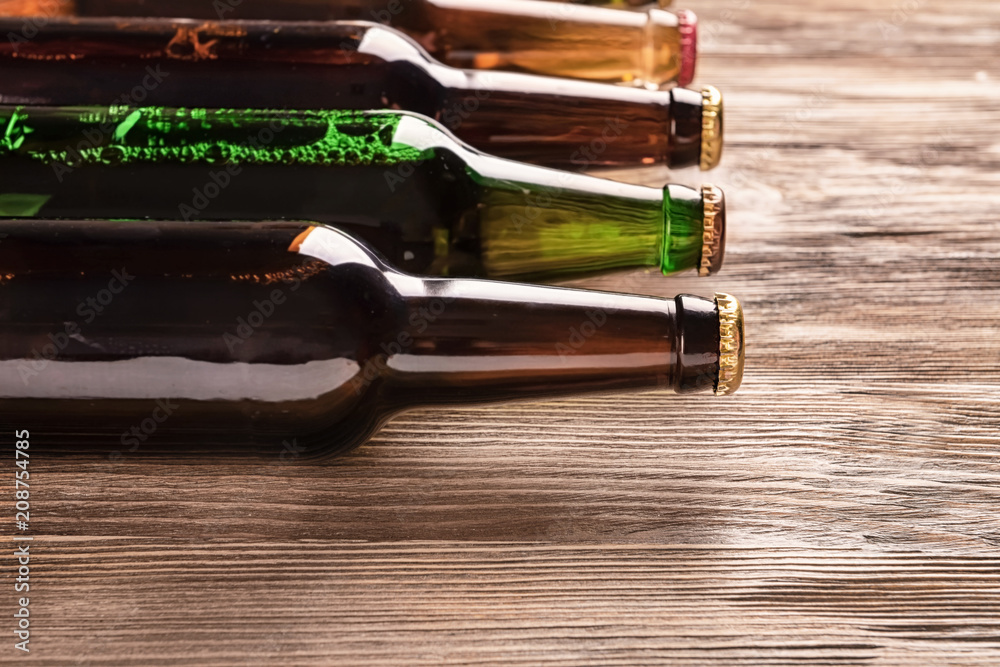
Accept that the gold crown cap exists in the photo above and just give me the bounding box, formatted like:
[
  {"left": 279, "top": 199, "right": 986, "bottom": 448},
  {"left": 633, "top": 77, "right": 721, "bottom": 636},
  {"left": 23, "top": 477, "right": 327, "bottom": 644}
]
[
  {"left": 699, "top": 183, "right": 723, "bottom": 277},
  {"left": 701, "top": 86, "right": 724, "bottom": 171},
  {"left": 714, "top": 293, "right": 744, "bottom": 396}
]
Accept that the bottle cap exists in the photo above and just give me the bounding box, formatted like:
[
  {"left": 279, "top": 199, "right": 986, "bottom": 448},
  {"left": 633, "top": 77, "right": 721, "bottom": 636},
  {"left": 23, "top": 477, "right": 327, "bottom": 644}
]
[
  {"left": 677, "top": 10, "right": 698, "bottom": 88},
  {"left": 714, "top": 293, "right": 744, "bottom": 396},
  {"left": 700, "top": 85, "right": 724, "bottom": 170},
  {"left": 698, "top": 184, "right": 726, "bottom": 276}
]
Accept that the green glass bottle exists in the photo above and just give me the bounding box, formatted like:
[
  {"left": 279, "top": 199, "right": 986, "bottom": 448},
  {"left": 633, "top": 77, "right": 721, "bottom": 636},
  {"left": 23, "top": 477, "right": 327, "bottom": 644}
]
[{"left": 0, "top": 105, "right": 726, "bottom": 281}]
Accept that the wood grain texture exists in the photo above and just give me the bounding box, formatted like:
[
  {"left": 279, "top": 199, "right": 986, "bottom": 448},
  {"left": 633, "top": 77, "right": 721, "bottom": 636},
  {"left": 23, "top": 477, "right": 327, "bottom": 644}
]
[
  {"left": 3, "top": 0, "right": 1000, "bottom": 664},
  {"left": 24, "top": 541, "right": 1000, "bottom": 665}
]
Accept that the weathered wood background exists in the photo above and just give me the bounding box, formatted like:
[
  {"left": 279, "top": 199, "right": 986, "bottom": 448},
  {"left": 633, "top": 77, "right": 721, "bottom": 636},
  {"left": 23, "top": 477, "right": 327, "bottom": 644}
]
[{"left": 3, "top": 0, "right": 1000, "bottom": 664}]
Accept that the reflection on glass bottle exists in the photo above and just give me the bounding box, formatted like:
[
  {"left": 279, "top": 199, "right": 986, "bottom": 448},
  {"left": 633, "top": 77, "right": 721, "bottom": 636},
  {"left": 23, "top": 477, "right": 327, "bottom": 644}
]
[
  {"left": 0, "top": 220, "right": 744, "bottom": 459},
  {"left": 0, "top": 105, "right": 726, "bottom": 281},
  {"left": 0, "top": 18, "right": 722, "bottom": 170},
  {"left": 6, "top": 0, "right": 699, "bottom": 87}
]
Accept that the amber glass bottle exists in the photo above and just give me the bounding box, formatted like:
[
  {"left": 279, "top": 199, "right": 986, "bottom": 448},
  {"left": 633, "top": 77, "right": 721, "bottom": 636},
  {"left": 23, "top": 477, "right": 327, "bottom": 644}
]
[
  {"left": 0, "top": 105, "right": 726, "bottom": 281},
  {"left": 0, "top": 220, "right": 744, "bottom": 459},
  {"left": 0, "top": 18, "right": 721, "bottom": 170},
  {"left": 24, "top": 0, "right": 699, "bottom": 87}
]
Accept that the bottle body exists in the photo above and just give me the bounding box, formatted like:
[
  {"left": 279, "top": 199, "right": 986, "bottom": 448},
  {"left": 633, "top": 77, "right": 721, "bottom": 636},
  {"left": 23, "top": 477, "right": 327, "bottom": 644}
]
[
  {"left": 62, "top": 0, "right": 697, "bottom": 86},
  {"left": 0, "top": 220, "right": 740, "bottom": 459},
  {"left": 0, "top": 18, "right": 713, "bottom": 169},
  {"left": 0, "top": 105, "right": 722, "bottom": 280}
]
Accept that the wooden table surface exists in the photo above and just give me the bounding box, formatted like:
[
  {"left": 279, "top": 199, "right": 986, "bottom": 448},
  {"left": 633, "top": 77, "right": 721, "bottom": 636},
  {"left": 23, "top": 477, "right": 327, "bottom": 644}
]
[{"left": 4, "top": 0, "right": 1000, "bottom": 664}]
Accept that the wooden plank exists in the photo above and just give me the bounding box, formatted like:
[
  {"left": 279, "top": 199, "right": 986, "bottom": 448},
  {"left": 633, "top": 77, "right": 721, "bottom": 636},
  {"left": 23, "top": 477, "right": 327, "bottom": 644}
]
[{"left": 22, "top": 540, "right": 1000, "bottom": 666}]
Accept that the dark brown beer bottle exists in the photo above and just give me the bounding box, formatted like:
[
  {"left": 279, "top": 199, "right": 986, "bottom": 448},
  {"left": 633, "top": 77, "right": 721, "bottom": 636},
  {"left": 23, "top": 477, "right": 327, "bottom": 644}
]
[
  {"left": 3, "top": 0, "right": 698, "bottom": 87},
  {"left": 0, "top": 220, "right": 745, "bottom": 460},
  {"left": 0, "top": 18, "right": 721, "bottom": 170}
]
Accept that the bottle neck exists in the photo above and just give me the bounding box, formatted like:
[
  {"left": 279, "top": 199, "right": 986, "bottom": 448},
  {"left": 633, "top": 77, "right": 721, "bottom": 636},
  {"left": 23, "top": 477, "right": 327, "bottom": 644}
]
[
  {"left": 661, "top": 184, "right": 710, "bottom": 276},
  {"left": 432, "top": 68, "right": 704, "bottom": 169},
  {"left": 380, "top": 275, "right": 721, "bottom": 408},
  {"left": 460, "top": 152, "right": 708, "bottom": 280},
  {"left": 369, "top": 112, "right": 714, "bottom": 280},
  {"left": 416, "top": 0, "right": 687, "bottom": 86}
]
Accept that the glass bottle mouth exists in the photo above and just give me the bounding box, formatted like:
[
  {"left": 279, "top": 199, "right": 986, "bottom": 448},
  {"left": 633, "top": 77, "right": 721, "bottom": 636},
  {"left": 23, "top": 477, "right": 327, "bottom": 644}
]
[
  {"left": 670, "top": 292, "right": 745, "bottom": 396},
  {"left": 666, "top": 85, "right": 723, "bottom": 171},
  {"left": 644, "top": 8, "right": 693, "bottom": 87},
  {"left": 660, "top": 183, "right": 726, "bottom": 276}
]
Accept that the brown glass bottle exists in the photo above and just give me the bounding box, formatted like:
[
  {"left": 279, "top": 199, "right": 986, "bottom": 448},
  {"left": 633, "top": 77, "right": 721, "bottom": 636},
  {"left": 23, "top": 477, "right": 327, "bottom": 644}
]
[
  {"left": 0, "top": 18, "right": 719, "bottom": 170},
  {"left": 0, "top": 220, "right": 744, "bottom": 460},
  {"left": 24, "top": 0, "right": 699, "bottom": 87}
]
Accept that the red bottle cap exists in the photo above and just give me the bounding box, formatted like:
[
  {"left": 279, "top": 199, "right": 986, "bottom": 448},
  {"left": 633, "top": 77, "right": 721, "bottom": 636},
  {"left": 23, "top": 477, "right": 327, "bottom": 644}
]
[{"left": 677, "top": 9, "right": 698, "bottom": 87}]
